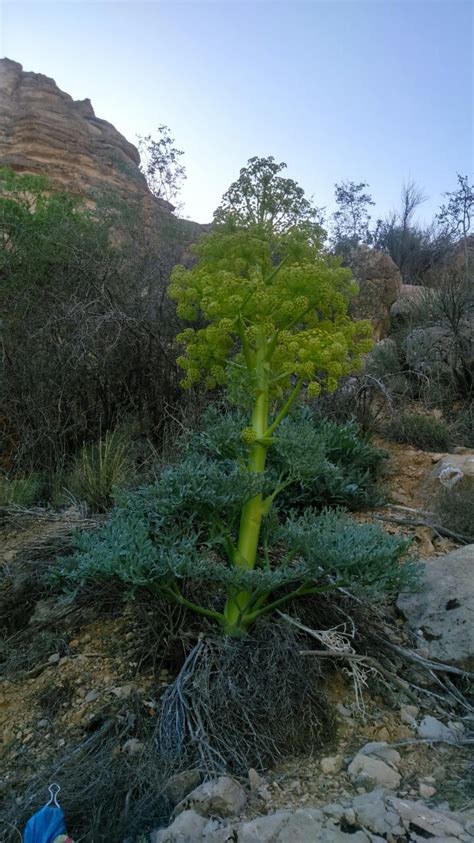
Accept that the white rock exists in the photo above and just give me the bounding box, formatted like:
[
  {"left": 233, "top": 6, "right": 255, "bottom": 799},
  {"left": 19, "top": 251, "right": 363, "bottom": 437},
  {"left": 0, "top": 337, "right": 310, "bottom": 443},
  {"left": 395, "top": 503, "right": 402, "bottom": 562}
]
[
  {"left": 417, "top": 716, "right": 458, "bottom": 742},
  {"left": 419, "top": 783, "right": 437, "bottom": 798},
  {"left": 121, "top": 738, "right": 144, "bottom": 756},
  {"left": 348, "top": 754, "right": 401, "bottom": 790},
  {"left": 389, "top": 795, "right": 468, "bottom": 839},
  {"left": 320, "top": 755, "right": 343, "bottom": 774},
  {"left": 248, "top": 768, "right": 266, "bottom": 792},
  {"left": 358, "top": 741, "right": 401, "bottom": 767},
  {"left": 400, "top": 704, "right": 419, "bottom": 725}
]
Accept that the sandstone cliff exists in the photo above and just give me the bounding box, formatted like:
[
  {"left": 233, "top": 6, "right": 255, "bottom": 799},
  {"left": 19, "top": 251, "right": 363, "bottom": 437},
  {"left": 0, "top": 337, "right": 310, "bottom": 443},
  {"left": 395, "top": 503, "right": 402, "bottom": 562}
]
[{"left": 0, "top": 57, "right": 172, "bottom": 215}]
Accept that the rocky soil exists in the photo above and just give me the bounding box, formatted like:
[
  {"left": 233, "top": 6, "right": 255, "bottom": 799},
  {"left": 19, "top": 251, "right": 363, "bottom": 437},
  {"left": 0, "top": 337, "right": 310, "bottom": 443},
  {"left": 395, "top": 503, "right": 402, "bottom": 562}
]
[{"left": 1, "top": 441, "right": 473, "bottom": 841}]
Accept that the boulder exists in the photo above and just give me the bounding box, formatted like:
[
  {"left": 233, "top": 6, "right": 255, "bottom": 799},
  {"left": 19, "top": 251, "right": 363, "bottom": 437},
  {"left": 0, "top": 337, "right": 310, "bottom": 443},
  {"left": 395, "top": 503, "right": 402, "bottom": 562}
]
[
  {"left": 390, "top": 284, "right": 433, "bottom": 329},
  {"left": 428, "top": 452, "right": 474, "bottom": 488},
  {"left": 150, "top": 809, "right": 207, "bottom": 842},
  {"left": 349, "top": 247, "right": 402, "bottom": 339},
  {"left": 416, "top": 715, "right": 461, "bottom": 743},
  {"left": 347, "top": 754, "right": 401, "bottom": 789},
  {"left": 388, "top": 795, "right": 468, "bottom": 839},
  {"left": 397, "top": 544, "right": 474, "bottom": 669},
  {"left": 358, "top": 741, "right": 401, "bottom": 766},
  {"left": 238, "top": 809, "right": 371, "bottom": 842},
  {"left": 352, "top": 789, "right": 405, "bottom": 838},
  {"left": 390, "top": 284, "right": 430, "bottom": 322},
  {"left": 174, "top": 775, "right": 247, "bottom": 819}
]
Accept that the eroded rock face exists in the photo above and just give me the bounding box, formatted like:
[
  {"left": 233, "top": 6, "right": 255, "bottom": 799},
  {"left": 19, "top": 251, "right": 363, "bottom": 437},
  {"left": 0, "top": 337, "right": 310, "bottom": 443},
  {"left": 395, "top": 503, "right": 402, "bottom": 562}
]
[
  {"left": 349, "top": 247, "right": 402, "bottom": 339},
  {"left": 0, "top": 58, "right": 171, "bottom": 213}
]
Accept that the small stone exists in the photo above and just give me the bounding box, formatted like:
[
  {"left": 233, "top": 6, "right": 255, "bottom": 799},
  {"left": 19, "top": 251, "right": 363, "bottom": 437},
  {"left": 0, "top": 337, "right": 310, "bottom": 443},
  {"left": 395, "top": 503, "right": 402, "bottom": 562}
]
[
  {"left": 400, "top": 704, "right": 419, "bottom": 725},
  {"left": 68, "top": 638, "right": 80, "bottom": 648},
  {"left": 419, "top": 783, "right": 437, "bottom": 797},
  {"left": 84, "top": 689, "right": 99, "bottom": 703},
  {"left": 122, "top": 738, "right": 144, "bottom": 756},
  {"left": 110, "top": 683, "right": 135, "bottom": 699},
  {"left": 48, "top": 653, "right": 60, "bottom": 664},
  {"left": 358, "top": 741, "right": 401, "bottom": 767},
  {"left": 248, "top": 768, "right": 266, "bottom": 792},
  {"left": 336, "top": 703, "right": 352, "bottom": 717},
  {"left": 320, "top": 755, "right": 343, "bottom": 775},
  {"left": 37, "top": 719, "right": 49, "bottom": 729}
]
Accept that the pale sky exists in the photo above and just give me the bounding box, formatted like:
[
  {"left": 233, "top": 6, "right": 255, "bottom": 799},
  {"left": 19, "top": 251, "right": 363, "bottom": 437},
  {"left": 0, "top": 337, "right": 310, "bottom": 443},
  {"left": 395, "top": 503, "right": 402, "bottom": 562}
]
[{"left": 1, "top": 0, "right": 473, "bottom": 224}]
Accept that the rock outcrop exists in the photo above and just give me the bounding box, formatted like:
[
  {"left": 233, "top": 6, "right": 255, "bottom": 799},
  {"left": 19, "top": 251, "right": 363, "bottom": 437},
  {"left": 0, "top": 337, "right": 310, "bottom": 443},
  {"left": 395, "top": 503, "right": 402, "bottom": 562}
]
[
  {"left": 349, "top": 247, "right": 402, "bottom": 339},
  {"left": 151, "top": 775, "right": 474, "bottom": 842},
  {"left": 397, "top": 544, "right": 474, "bottom": 669},
  {"left": 0, "top": 58, "right": 171, "bottom": 214}
]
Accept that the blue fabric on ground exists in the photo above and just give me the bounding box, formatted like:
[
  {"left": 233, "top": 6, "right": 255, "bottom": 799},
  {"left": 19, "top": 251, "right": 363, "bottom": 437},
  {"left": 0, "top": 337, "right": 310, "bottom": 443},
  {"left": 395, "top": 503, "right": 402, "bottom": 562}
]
[{"left": 24, "top": 805, "right": 66, "bottom": 843}]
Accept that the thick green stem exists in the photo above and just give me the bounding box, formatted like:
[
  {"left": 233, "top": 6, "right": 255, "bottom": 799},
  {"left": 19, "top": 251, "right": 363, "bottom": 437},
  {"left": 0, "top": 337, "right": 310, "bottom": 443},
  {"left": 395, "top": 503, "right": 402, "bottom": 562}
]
[{"left": 223, "top": 327, "right": 269, "bottom": 632}]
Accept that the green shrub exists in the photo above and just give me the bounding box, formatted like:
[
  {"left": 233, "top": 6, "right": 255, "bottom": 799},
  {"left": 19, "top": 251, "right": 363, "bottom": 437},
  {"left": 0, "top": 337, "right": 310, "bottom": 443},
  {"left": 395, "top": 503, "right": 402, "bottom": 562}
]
[
  {"left": 66, "top": 430, "right": 134, "bottom": 511},
  {"left": 0, "top": 473, "right": 42, "bottom": 506},
  {"left": 54, "top": 438, "right": 418, "bottom": 622},
  {"left": 386, "top": 412, "right": 452, "bottom": 451},
  {"left": 0, "top": 168, "right": 193, "bottom": 476}
]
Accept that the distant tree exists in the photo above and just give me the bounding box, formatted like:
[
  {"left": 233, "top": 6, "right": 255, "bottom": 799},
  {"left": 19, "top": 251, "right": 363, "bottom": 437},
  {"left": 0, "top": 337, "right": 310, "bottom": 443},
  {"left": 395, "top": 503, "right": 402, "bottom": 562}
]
[
  {"left": 137, "top": 125, "right": 186, "bottom": 206},
  {"left": 331, "top": 180, "right": 374, "bottom": 256},
  {"left": 213, "top": 155, "right": 325, "bottom": 237},
  {"left": 437, "top": 174, "right": 474, "bottom": 268},
  {"left": 373, "top": 181, "right": 450, "bottom": 283}
]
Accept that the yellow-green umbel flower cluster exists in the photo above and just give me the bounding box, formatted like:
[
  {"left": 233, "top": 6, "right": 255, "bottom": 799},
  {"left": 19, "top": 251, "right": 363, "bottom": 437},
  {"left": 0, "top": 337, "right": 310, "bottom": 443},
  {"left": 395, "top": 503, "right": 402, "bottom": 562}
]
[{"left": 169, "top": 228, "right": 373, "bottom": 400}]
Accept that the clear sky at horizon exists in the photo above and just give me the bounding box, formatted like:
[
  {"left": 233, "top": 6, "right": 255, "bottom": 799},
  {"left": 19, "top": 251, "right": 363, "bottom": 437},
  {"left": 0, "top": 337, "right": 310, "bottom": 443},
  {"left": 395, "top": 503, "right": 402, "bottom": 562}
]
[{"left": 1, "top": 0, "right": 473, "bottom": 224}]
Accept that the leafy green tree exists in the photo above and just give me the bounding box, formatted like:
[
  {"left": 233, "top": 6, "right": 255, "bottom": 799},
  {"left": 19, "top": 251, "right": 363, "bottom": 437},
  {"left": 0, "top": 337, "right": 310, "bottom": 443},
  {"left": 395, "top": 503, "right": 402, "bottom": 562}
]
[
  {"left": 437, "top": 174, "right": 473, "bottom": 269},
  {"left": 137, "top": 125, "right": 186, "bottom": 207},
  {"left": 331, "top": 180, "right": 374, "bottom": 256},
  {"left": 213, "top": 155, "right": 325, "bottom": 234}
]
